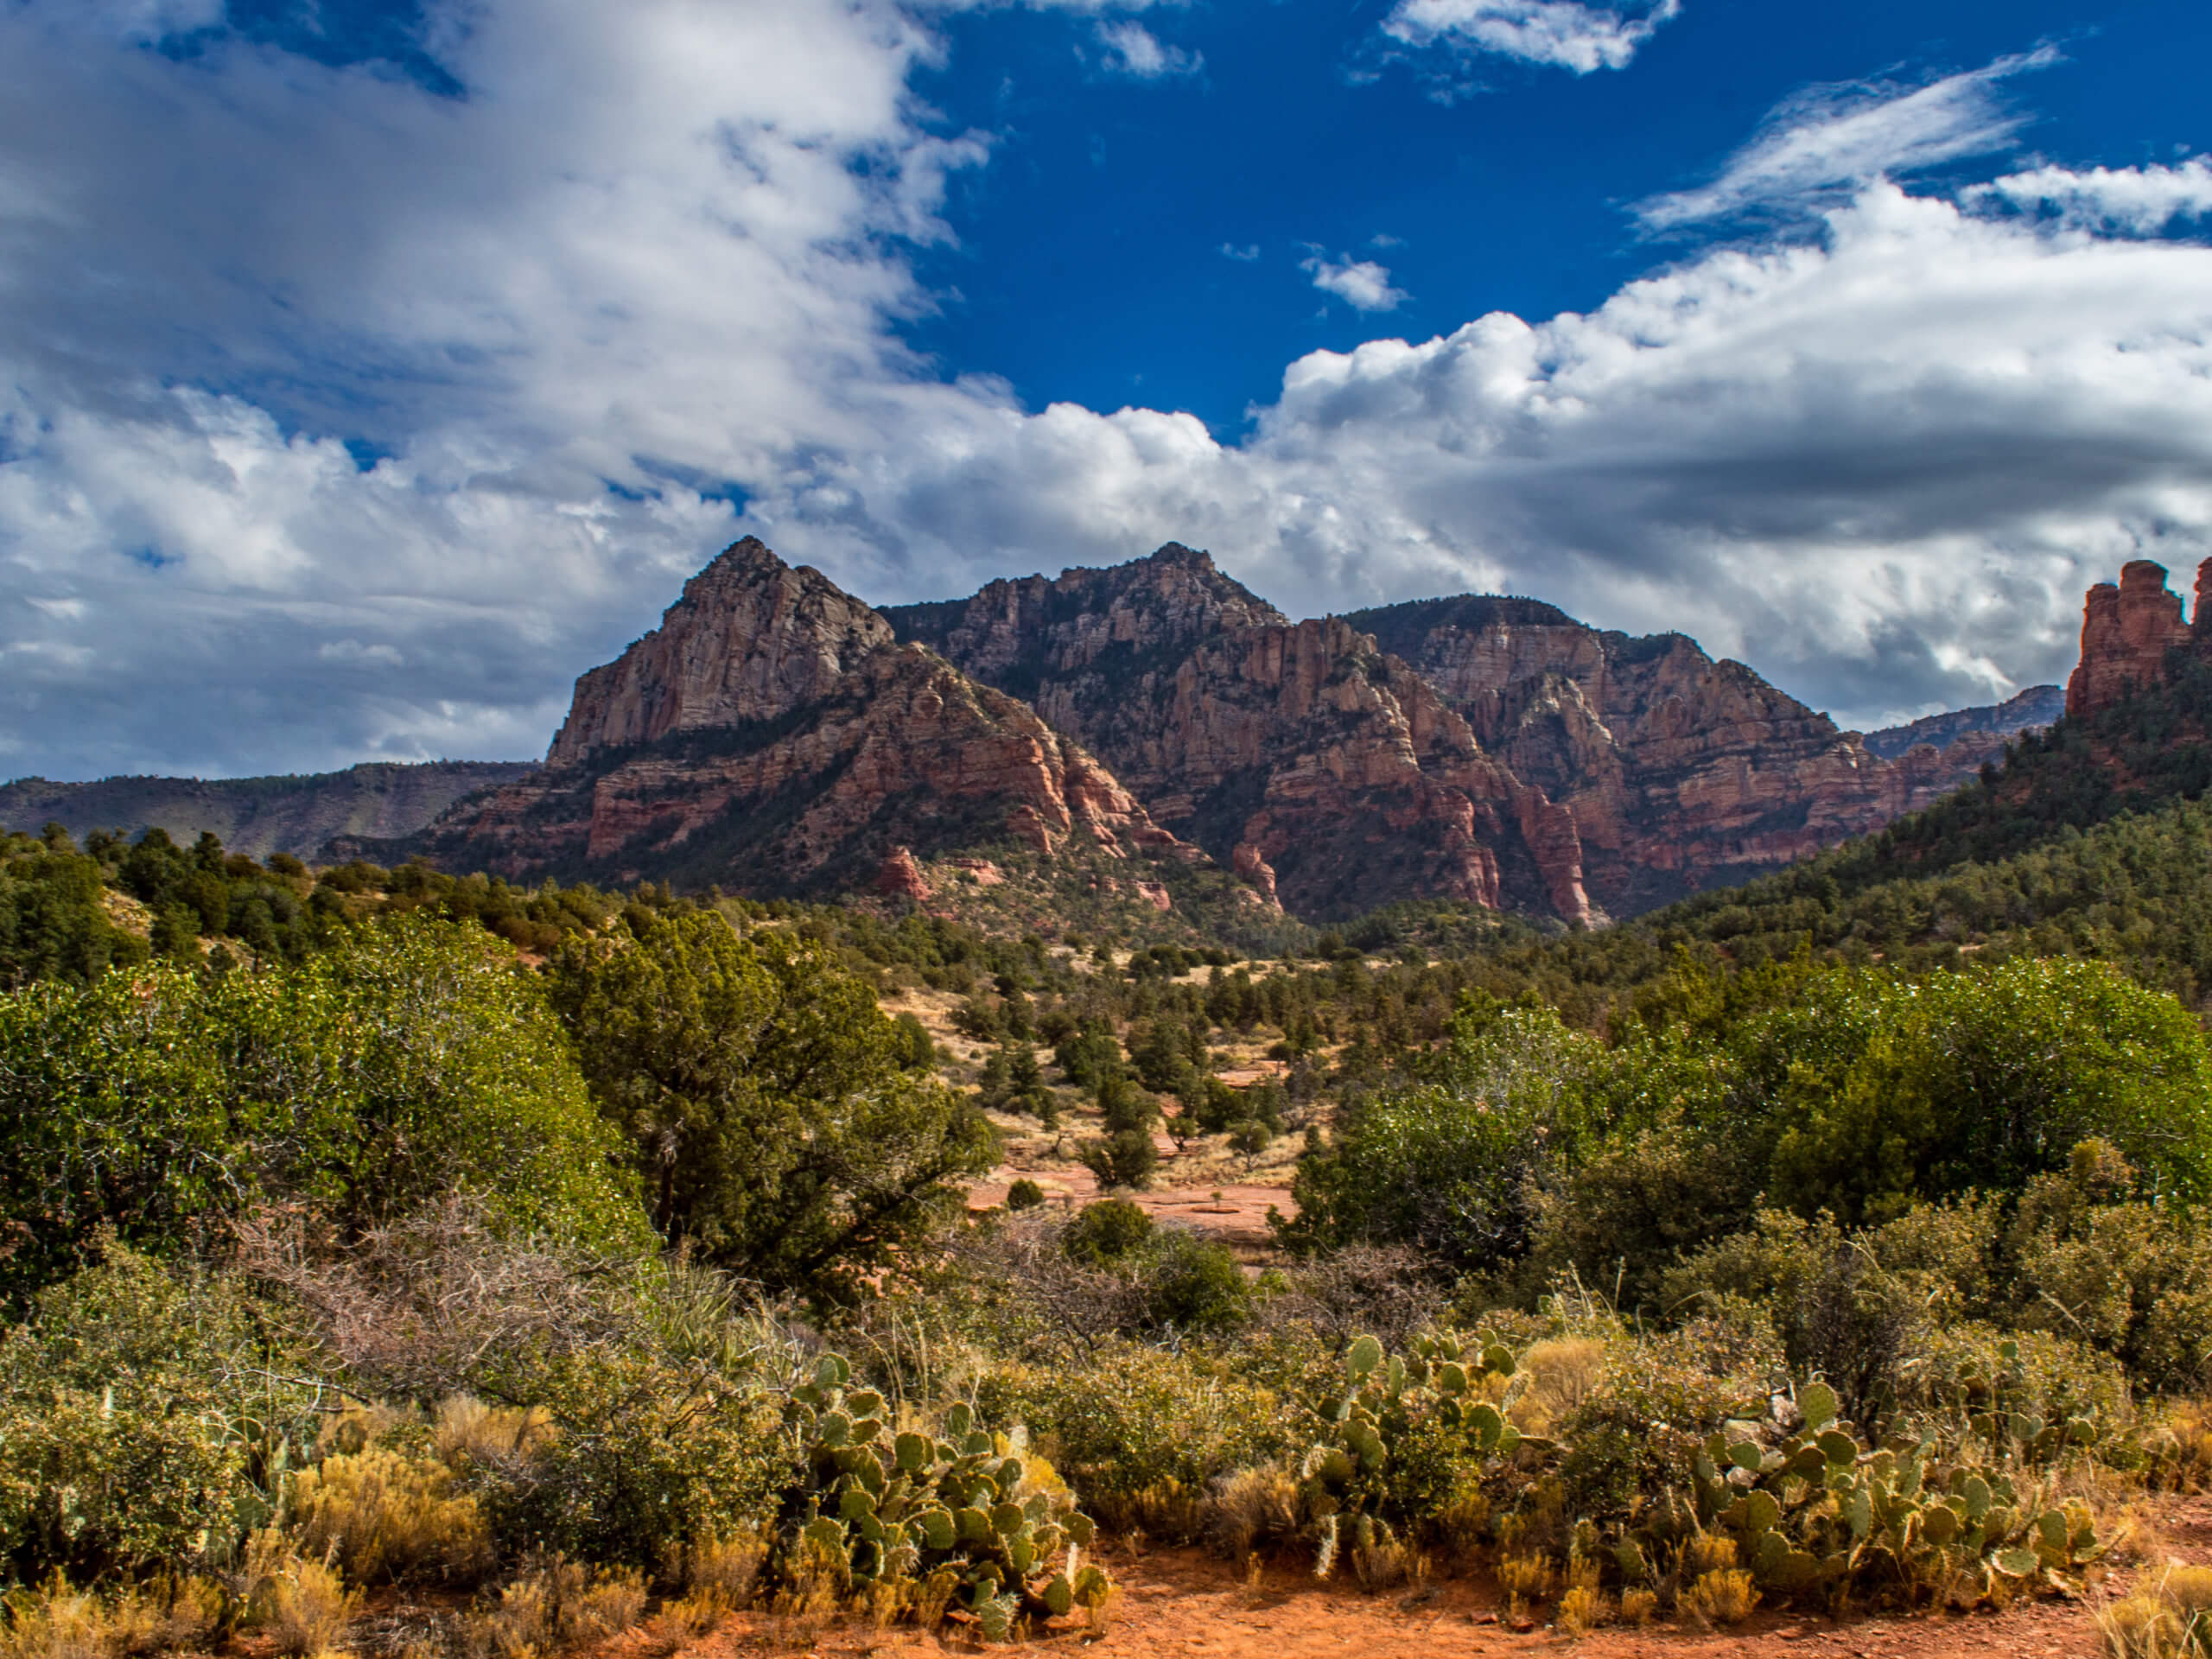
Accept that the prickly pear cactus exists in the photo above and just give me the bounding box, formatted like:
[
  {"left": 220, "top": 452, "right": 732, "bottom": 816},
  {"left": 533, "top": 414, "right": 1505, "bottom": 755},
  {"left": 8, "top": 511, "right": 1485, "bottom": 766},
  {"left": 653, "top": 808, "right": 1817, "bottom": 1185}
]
[
  {"left": 784, "top": 1355, "right": 1109, "bottom": 1638},
  {"left": 1662, "top": 1377, "right": 2103, "bottom": 1605},
  {"left": 1953, "top": 1339, "right": 2109, "bottom": 1466},
  {"left": 1298, "top": 1330, "right": 1522, "bottom": 1577}
]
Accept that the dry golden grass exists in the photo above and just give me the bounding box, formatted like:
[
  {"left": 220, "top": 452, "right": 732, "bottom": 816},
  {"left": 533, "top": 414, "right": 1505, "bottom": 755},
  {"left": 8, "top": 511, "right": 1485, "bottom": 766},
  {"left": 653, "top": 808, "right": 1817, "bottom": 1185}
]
[
  {"left": 674, "top": 1528, "right": 768, "bottom": 1611},
  {"left": 433, "top": 1397, "right": 551, "bottom": 1470},
  {"left": 1682, "top": 1567, "right": 1759, "bottom": 1629},
  {"left": 1510, "top": 1338, "right": 1609, "bottom": 1436},
  {"left": 247, "top": 1545, "right": 360, "bottom": 1658},
  {"left": 1555, "top": 1585, "right": 1613, "bottom": 1636},
  {"left": 1203, "top": 1464, "right": 1301, "bottom": 1560},
  {"left": 0, "top": 1575, "right": 220, "bottom": 1659},
  {"left": 1347, "top": 1529, "right": 1427, "bottom": 1592},
  {"left": 2100, "top": 1565, "right": 2212, "bottom": 1657},
  {"left": 461, "top": 1559, "right": 647, "bottom": 1659},
  {"left": 1681, "top": 1531, "right": 1738, "bottom": 1577},
  {"left": 286, "top": 1445, "right": 494, "bottom": 1586}
]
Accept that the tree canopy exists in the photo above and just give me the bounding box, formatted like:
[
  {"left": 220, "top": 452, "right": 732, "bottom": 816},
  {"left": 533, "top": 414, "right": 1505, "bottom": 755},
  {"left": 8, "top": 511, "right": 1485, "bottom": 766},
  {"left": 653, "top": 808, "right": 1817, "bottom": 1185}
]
[{"left": 545, "top": 910, "right": 996, "bottom": 1302}]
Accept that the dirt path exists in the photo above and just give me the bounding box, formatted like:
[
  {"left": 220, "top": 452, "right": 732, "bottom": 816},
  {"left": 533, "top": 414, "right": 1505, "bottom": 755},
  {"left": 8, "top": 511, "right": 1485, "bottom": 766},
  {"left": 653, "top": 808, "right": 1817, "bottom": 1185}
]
[{"left": 613, "top": 1502, "right": 2212, "bottom": 1659}]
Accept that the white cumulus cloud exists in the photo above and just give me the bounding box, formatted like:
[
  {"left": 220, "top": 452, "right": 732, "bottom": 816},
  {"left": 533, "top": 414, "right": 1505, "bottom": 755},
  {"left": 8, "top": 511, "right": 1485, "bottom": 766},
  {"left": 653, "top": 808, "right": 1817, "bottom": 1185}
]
[
  {"left": 1301, "top": 254, "right": 1409, "bottom": 312},
  {"left": 1092, "top": 21, "right": 1201, "bottom": 79},
  {"left": 1976, "top": 156, "right": 2212, "bottom": 234},
  {"left": 4, "top": 4, "right": 2212, "bottom": 779},
  {"left": 1380, "top": 0, "right": 1680, "bottom": 77}
]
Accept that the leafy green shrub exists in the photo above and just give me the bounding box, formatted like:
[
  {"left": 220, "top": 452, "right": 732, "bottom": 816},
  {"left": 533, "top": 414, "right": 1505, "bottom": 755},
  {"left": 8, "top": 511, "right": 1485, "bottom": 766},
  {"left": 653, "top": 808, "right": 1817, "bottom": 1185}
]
[
  {"left": 1078, "top": 1129, "right": 1157, "bottom": 1192},
  {"left": 1135, "top": 1232, "right": 1254, "bottom": 1337},
  {"left": 1061, "top": 1201, "right": 1152, "bottom": 1265},
  {"left": 2004, "top": 1144, "right": 2212, "bottom": 1392},
  {"left": 1005, "top": 1179, "right": 1046, "bottom": 1212},
  {"left": 1745, "top": 960, "right": 2212, "bottom": 1223},
  {"left": 463, "top": 1347, "right": 792, "bottom": 1567},
  {"left": 976, "top": 1344, "right": 1287, "bottom": 1540},
  {"left": 0, "top": 915, "right": 643, "bottom": 1293},
  {"left": 1278, "top": 998, "right": 1602, "bottom": 1272},
  {"left": 0, "top": 1245, "right": 321, "bottom": 1582}
]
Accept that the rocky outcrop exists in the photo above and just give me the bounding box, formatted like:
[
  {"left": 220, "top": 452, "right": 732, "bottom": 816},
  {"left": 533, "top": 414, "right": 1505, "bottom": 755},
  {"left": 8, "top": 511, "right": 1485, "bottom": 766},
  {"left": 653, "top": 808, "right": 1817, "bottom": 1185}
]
[
  {"left": 874, "top": 846, "right": 931, "bottom": 902},
  {"left": 2065, "top": 559, "right": 2206, "bottom": 719},
  {"left": 389, "top": 541, "right": 1199, "bottom": 899},
  {"left": 548, "top": 537, "right": 893, "bottom": 763},
  {"left": 356, "top": 537, "right": 2104, "bottom": 926},
  {"left": 1347, "top": 595, "right": 2017, "bottom": 915},
  {"left": 888, "top": 548, "right": 1592, "bottom": 924}
]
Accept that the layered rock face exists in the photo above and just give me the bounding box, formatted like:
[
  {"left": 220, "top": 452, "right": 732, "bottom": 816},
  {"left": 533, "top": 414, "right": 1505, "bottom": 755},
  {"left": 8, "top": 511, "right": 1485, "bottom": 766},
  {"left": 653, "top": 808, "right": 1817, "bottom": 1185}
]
[
  {"left": 1346, "top": 595, "right": 2028, "bottom": 915},
  {"left": 396, "top": 541, "right": 1193, "bottom": 896},
  {"left": 887, "top": 548, "right": 1592, "bottom": 924},
  {"left": 2064, "top": 559, "right": 2212, "bottom": 718}
]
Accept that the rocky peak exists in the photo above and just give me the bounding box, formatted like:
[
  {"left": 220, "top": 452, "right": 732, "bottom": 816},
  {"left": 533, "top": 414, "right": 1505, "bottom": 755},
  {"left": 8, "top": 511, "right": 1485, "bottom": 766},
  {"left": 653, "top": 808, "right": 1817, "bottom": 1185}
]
[
  {"left": 2065, "top": 558, "right": 2201, "bottom": 719},
  {"left": 401, "top": 541, "right": 1207, "bottom": 915},
  {"left": 884, "top": 543, "right": 1288, "bottom": 690},
  {"left": 547, "top": 537, "right": 893, "bottom": 766}
]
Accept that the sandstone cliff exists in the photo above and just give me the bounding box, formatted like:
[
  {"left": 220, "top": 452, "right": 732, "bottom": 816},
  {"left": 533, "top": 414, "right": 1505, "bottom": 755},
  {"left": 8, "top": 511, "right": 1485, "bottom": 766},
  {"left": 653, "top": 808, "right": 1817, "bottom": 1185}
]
[
  {"left": 887, "top": 547, "right": 1592, "bottom": 924},
  {"left": 2064, "top": 558, "right": 2212, "bottom": 718},
  {"left": 1345, "top": 595, "right": 2024, "bottom": 915},
  {"left": 391, "top": 541, "right": 1205, "bottom": 910}
]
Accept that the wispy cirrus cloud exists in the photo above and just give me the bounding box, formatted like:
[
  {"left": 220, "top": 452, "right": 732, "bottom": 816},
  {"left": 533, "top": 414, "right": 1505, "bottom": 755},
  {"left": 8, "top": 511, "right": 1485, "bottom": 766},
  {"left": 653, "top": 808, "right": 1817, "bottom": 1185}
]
[
  {"left": 1637, "top": 46, "right": 2061, "bottom": 230},
  {"left": 1301, "top": 253, "right": 1408, "bottom": 311}
]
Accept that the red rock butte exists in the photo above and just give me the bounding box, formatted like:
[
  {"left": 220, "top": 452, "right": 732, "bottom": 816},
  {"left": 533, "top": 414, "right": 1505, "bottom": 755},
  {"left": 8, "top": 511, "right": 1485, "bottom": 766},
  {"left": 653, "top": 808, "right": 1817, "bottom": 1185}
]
[{"left": 2065, "top": 557, "right": 2212, "bottom": 719}]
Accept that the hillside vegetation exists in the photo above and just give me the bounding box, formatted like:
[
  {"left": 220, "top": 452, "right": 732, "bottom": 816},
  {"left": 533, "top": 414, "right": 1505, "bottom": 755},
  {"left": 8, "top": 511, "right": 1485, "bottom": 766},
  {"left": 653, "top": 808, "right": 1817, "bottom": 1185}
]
[{"left": 3, "top": 679, "right": 2212, "bottom": 1655}]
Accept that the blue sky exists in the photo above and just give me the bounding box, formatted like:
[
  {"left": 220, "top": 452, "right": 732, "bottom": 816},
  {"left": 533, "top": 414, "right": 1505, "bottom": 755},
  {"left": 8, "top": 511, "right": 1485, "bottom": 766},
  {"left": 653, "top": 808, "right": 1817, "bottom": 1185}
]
[
  {"left": 2, "top": 0, "right": 2211, "bottom": 776},
  {"left": 910, "top": 0, "right": 2208, "bottom": 436}
]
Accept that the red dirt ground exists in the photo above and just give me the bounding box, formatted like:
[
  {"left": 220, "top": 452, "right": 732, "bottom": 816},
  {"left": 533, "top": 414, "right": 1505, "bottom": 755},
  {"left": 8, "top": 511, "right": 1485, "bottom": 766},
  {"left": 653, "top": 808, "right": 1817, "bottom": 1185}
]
[{"left": 606, "top": 1491, "right": 2212, "bottom": 1659}]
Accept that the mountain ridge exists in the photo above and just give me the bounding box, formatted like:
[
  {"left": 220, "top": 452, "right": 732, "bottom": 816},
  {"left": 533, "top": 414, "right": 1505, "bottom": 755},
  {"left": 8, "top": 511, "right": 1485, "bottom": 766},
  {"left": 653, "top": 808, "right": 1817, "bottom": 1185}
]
[{"left": 6, "top": 539, "right": 2069, "bottom": 925}]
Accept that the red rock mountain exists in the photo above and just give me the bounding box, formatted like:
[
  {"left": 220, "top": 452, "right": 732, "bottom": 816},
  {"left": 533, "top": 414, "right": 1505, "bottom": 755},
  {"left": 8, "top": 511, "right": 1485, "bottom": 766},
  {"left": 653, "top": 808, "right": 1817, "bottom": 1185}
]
[
  {"left": 387, "top": 540, "right": 1198, "bottom": 902},
  {"left": 1345, "top": 594, "right": 2048, "bottom": 915},
  {"left": 887, "top": 546, "right": 1592, "bottom": 924},
  {"left": 375, "top": 537, "right": 2075, "bottom": 927}
]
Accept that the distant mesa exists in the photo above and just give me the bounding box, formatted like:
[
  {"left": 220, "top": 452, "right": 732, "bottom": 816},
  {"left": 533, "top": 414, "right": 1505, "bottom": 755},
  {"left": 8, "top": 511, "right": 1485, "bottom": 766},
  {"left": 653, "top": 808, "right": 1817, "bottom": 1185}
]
[
  {"left": 1860, "top": 687, "right": 2065, "bottom": 761},
  {"left": 0, "top": 761, "right": 537, "bottom": 863}
]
